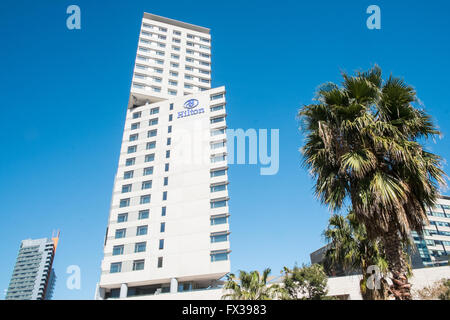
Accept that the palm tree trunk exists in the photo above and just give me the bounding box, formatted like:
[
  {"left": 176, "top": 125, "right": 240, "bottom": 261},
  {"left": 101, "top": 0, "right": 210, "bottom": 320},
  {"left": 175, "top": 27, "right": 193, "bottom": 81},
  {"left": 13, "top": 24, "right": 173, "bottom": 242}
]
[{"left": 382, "top": 223, "right": 412, "bottom": 300}]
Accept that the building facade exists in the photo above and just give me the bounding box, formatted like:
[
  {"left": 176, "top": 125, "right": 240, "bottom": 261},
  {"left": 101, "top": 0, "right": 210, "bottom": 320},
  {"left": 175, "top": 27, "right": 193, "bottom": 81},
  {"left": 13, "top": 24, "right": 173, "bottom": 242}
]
[
  {"left": 97, "top": 13, "right": 230, "bottom": 300},
  {"left": 6, "top": 235, "right": 59, "bottom": 300},
  {"left": 412, "top": 196, "right": 450, "bottom": 267},
  {"left": 311, "top": 196, "right": 450, "bottom": 270}
]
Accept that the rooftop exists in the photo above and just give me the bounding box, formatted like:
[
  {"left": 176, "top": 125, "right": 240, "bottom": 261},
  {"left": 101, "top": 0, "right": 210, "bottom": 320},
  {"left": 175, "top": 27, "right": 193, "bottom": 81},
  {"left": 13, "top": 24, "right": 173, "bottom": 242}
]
[{"left": 143, "top": 12, "right": 210, "bottom": 34}]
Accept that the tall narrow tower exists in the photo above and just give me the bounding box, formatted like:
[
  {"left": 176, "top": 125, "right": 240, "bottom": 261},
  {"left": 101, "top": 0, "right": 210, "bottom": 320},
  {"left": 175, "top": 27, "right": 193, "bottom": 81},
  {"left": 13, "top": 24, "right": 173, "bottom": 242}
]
[
  {"left": 97, "top": 13, "right": 230, "bottom": 299},
  {"left": 6, "top": 233, "right": 59, "bottom": 300}
]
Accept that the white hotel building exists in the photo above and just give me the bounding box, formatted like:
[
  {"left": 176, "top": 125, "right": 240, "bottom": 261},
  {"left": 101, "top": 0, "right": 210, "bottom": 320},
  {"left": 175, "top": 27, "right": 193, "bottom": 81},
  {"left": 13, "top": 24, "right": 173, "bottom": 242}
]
[{"left": 96, "top": 13, "right": 230, "bottom": 300}]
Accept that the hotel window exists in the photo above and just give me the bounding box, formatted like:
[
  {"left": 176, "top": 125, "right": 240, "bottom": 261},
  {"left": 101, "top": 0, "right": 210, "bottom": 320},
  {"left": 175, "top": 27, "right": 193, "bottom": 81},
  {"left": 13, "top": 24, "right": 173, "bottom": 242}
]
[
  {"left": 161, "top": 206, "right": 166, "bottom": 216},
  {"left": 143, "top": 167, "right": 154, "bottom": 176},
  {"left": 142, "top": 180, "right": 152, "bottom": 190},
  {"left": 125, "top": 158, "right": 135, "bottom": 166},
  {"left": 165, "top": 163, "right": 169, "bottom": 172},
  {"left": 117, "top": 213, "right": 128, "bottom": 223},
  {"left": 172, "top": 38, "right": 180, "bottom": 43},
  {"left": 122, "top": 184, "right": 132, "bottom": 193},
  {"left": 164, "top": 177, "right": 168, "bottom": 186},
  {"left": 129, "top": 134, "right": 138, "bottom": 141},
  {"left": 211, "top": 184, "right": 227, "bottom": 193},
  {"left": 185, "top": 65, "right": 193, "bottom": 71},
  {"left": 167, "top": 137, "right": 171, "bottom": 145},
  {"left": 170, "top": 62, "right": 179, "bottom": 68},
  {"left": 169, "top": 71, "right": 178, "bottom": 77},
  {"left": 199, "top": 61, "right": 210, "bottom": 66},
  {"left": 150, "top": 107, "right": 159, "bottom": 115},
  {"left": 135, "top": 72, "right": 147, "bottom": 79},
  {"left": 154, "top": 68, "right": 163, "bottom": 74},
  {"left": 184, "top": 84, "right": 193, "bottom": 89},
  {"left": 132, "top": 260, "right": 145, "bottom": 271},
  {"left": 211, "top": 250, "right": 229, "bottom": 262},
  {"left": 186, "top": 57, "right": 194, "bottom": 63},
  {"left": 168, "top": 125, "right": 172, "bottom": 133},
  {"left": 139, "top": 210, "right": 149, "bottom": 220},
  {"left": 201, "top": 37, "right": 210, "bottom": 43},
  {"left": 185, "top": 75, "right": 193, "bottom": 80},
  {"left": 112, "top": 245, "right": 124, "bottom": 256},
  {"left": 127, "top": 145, "right": 137, "bottom": 154},
  {"left": 135, "top": 242, "right": 146, "bottom": 253},
  {"left": 172, "top": 45, "right": 180, "bottom": 50},
  {"left": 187, "top": 34, "right": 194, "bottom": 39},
  {"left": 171, "top": 54, "right": 179, "bottom": 59},
  {"left": 169, "top": 114, "right": 173, "bottom": 122},
  {"left": 211, "top": 93, "right": 224, "bottom": 100},
  {"left": 211, "top": 104, "right": 224, "bottom": 112},
  {"left": 186, "top": 49, "right": 194, "bottom": 54},
  {"left": 211, "top": 199, "right": 227, "bottom": 208},
  {"left": 148, "top": 129, "right": 157, "bottom": 138},
  {"left": 145, "top": 154, "right": 155, "bottom": 162},
  {"left": 158, "top": 43, "right": 166, "bottom": 48},
  {"left": 115, "top": 229, "right": 126, "bottom": 239},
  {"left": 166, "top": 150, "right": 170, "bottom": 159},
  {"left": 211, "top": 154, "right": 226, "bottom": 163},
  {"left": 159, "top": 239, "right": 164, "bottom": 250},
  {"left": 168, "top": 90, "right": 177, "bottom": 96},
  {"left": 160, "top": 222, "right": 166, "bottom": 232},
  {"left": 146, "top": 141, "right": 156, "bottom": 150},
  {"left": 169, "top": 80, "right": 177, "bottom": 86},
  {"left": 136, "top": 64, "right": 148, "bottom": 70},
  {"left": 132, "top": 111, "right": 141, "bottom": 119},
  {"left": 211, "top": 141, "right": 225, "bottom": 149},
  {"left": 157, "top": 257, "right": 163, "bottom": 268},
  {"left": 173, "top": 30, "right": 181, "bottom": 35},
  {"left": 149, "top": 118, "right": 158, "bottom": 126},
  {"left": 131, "top": 122, "right": 140, "bottom": 130},
  {"left": 124, "top": 170, "right": 133, "bottom": 179},
  {"left": 162, "top": 191, "right": 167, "bottom": 201},
  {"left": 211, "top": 232, "right": 228, "bottom": 243},
  {"left": 199, "top": 69, "right": 210, "bottom": 75},
  {"left": 211, "top": 215, "right": 227, "bottom": 225},
  {"left": 133, "top": 83, "right": 146, "bottom": 90},
  {"left": 211, "top": 169, "right": 226, "bottom": 177},
  {"left": 136, "top": 225, "right": 148, "bottom": 236},
  {"left": 211, "top": 117, "right": 225, "bottom": 124},
  {"left": 110, "top": 262, "right": 122, "bottom": 273},
  {"left": 158, "top": 35, "right": 166, "bottom": 40},
  {"left": 119, "top": 198, "right": 130, "bottom": 208},
  {"left": 211, "top": 128, "right": 225, "bottom": 136},
  {"left": 155, "top": 51, "right": 164, "bottom": 56}
]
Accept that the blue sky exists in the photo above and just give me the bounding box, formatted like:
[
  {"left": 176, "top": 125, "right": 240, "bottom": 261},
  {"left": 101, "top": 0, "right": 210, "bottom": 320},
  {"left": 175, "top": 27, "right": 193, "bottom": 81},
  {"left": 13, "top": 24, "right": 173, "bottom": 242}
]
[{"left": 0, "top": 0, "right": 449, "bottom": 299}]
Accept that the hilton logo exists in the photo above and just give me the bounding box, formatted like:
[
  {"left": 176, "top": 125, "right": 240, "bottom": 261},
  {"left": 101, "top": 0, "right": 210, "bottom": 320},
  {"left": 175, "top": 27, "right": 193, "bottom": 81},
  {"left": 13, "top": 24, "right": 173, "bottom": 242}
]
[{"left": 177, "top": 99, "right": 205, "bottom": 119}]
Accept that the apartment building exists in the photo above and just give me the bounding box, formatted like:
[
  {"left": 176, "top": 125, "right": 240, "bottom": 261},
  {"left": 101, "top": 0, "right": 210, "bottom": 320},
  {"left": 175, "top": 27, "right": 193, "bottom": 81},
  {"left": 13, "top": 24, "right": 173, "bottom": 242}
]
[{"left": 6, "top": 235, "right": 59, "bottom": 300}]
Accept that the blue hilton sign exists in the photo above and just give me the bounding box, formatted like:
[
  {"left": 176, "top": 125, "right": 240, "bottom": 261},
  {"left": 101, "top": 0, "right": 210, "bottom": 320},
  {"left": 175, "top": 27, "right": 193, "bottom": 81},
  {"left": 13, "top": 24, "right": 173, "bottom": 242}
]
[{"left": 177, "top": 99, "right": 205, "bottom": 119}]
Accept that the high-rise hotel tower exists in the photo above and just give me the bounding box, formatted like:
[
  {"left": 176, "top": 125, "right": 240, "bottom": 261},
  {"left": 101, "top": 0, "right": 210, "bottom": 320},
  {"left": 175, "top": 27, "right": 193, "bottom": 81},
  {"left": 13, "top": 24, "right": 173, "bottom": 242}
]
[{"left": 96, "top": 13, "right": 230, "bottom": 300}]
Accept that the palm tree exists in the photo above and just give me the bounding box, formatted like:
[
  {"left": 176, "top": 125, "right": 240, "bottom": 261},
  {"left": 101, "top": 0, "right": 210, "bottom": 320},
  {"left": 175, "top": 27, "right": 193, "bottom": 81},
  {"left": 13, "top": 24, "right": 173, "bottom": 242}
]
[
  {"left": 324, "top": 211, "right": 389, "bottom": 299},
  {"left": 299, "top": 65, "right": 446, "bottom": 299},
  {"left": 222, "top": 268, "right": 280, "bottom": 300}
]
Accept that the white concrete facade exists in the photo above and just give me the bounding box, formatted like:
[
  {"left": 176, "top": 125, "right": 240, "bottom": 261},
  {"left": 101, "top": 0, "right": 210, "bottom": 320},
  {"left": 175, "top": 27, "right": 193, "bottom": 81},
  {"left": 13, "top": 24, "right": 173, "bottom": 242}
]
[
  {"left": 97, "top": 13, "right": 230, "bottom": 300},
  {"left": 129, "top": 13, "right": 212, "bottom": 108}
]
